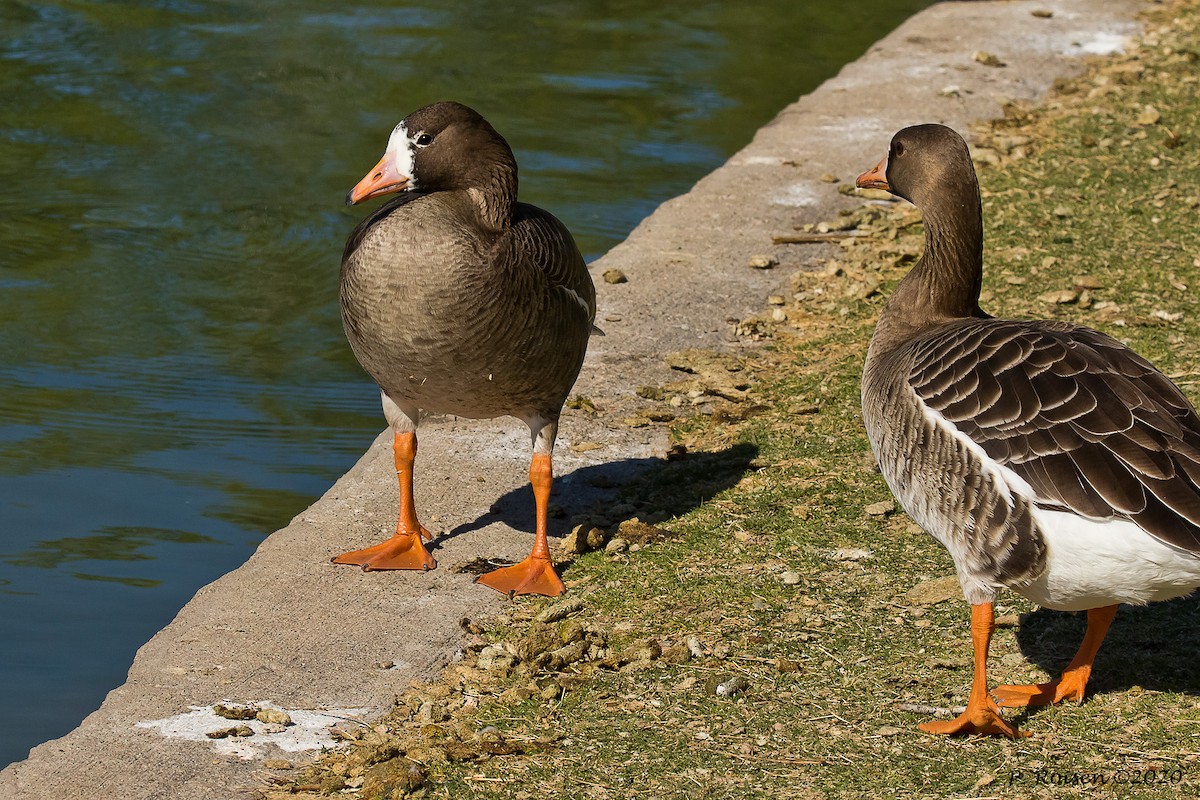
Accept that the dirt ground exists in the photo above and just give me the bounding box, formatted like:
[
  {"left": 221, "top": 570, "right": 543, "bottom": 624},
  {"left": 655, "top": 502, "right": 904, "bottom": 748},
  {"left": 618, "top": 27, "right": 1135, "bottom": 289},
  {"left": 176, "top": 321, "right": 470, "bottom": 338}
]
[{"left": 0, "top": 2, "right": 1146, "bottom": 798}]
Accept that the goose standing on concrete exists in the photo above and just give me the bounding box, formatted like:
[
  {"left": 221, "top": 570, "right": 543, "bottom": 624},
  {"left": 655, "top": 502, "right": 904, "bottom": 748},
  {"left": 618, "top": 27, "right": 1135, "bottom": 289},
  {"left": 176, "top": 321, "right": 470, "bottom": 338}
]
[
  {"left": 334, "top": 101, "right": 596, "bottom": 597},
  {"left": 857, "top": 124, "right": 1200, "bottom": 737}
]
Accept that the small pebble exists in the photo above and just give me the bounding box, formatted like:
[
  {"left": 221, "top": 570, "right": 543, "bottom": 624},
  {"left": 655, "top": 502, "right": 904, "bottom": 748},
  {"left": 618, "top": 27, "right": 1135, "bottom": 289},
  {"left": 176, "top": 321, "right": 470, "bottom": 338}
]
[
  {"left": 586, "top": 527, "right": 607, "bottom": 550},
  {"left": 999, "top": 652, "right": 1026, "bottom": 668},
  {"left": 972, "top": 50, "right": 1006, "bottom": 67},
  {"left": 1136, "top": 105, "right": 1161, "bottom": 126},
  {"left": 748, "top": 255, "right": 778, "bottom": 270},
  {"left": 474, "top": 725, "right": 503, "bottom": 742},
  {"left": 927, "top": 656, "right": 966, "bottom": 670},
  {"left": 779, "top": 571, "right": 802, "bottom": 586},
  {"left": 855, "top": 187, "right": 893, "bottom": 201},
  {"left": 256, "top": 708, "right": 292, "bottom": 726},
  {"left": 904, "top": 575, "right": 961, "bottom": 606},
  {"left": 602, "top": 268, "right": 628, "bottom": 284},
  {"left": 206, "top": 725, "right": 255, "bottom": 739},
  {"left": 831, "top": 547, "right": 872, "bottom": 561},
  {"left": 1039, "top": 289, "right": 1079, "bottom": 305},
  {"left": 213, "top": 703, "right": 259, "bottom": 721},
  {"left": 535, "top": 597, "right": 584, "bottom": 624},
  {"left": 716, "top": 676, "right": 750, "bottom": 697},
  {"left": 864, "top": 500, "right": 895, "bottom": 517},
  {"left": 627, "top": 638, "right": 662, "bottom": 663},
  {"left": 560, "top": 525, "right": 591, "bottom": 555}
]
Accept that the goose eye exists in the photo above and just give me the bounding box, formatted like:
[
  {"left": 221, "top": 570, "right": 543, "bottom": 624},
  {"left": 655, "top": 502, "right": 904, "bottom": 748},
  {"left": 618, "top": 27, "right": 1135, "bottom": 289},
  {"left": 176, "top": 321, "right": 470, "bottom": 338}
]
[
  {"left": 415, "top": 133, "right": 434, "bottom": 147},
  {"left": 893, "top": 141, "right": 905, "bottom": 157}
]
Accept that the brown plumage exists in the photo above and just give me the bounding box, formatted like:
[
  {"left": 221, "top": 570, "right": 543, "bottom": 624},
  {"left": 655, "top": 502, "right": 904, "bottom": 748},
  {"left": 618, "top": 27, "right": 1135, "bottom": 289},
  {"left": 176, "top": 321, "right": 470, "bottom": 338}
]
[
  {"left": 858, "top": 123, "right": 1200, "bottom": 738},
  {"left": 333, "top": 101, "right": 596, "bottom": 597}
]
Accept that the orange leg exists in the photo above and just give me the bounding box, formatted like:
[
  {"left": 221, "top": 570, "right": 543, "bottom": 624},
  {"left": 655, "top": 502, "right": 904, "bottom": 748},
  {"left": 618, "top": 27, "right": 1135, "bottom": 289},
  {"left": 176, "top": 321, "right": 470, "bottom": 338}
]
[
  {"left": 919, "top": 603, "right": 1028, "bottom": 738},
  {"left": 475, "top": 452, "right": 565, "bottom": 598},
  {"left": 332, "top": 431, "right": 436, "bottom": 571},
  {"left": 993, "top": 604, "right": 1117, "bottom": 707}
]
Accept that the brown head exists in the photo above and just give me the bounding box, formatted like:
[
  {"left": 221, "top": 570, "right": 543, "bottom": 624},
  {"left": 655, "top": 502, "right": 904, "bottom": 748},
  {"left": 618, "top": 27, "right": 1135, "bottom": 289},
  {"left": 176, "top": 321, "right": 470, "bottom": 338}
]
[
  {"left": 346, "top": 101, "right": 518, "bottom": 207},
  {"left": 856, "top": 124, "right": 980, "bottom": 219},
  {"left": 857, "top": 124, "right": 986, "bottom": 323}
]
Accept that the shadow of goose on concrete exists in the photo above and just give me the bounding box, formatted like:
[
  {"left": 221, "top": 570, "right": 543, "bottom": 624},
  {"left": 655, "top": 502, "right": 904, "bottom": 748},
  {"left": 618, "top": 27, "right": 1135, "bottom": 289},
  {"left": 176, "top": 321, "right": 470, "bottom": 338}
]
[{"left": 431, "top": 442, "right": 761, "bottom": 568}]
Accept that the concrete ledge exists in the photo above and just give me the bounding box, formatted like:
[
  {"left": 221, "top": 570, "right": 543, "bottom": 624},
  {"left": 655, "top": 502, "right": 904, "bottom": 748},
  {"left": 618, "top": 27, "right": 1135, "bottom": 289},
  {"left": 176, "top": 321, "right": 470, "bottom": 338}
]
[{"left": 0, "top": 2, "right": 1145, "bottom": 797}]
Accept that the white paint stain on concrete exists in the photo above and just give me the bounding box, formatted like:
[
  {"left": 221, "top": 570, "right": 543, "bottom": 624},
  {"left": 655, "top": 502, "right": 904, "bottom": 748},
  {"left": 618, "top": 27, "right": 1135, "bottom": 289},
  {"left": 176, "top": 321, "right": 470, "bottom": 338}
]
[
  {"left": 1072, "top": 31, "right": 1128, "bottom": 55},
  {"left": 771, "top": 182, "right": 822, "bottom": 207},
  {"left": 734, "top": 155, "right": 787, "bottom": 166},
  {"left": 136, "top": 703, "right": 374, "bottom": 761}
]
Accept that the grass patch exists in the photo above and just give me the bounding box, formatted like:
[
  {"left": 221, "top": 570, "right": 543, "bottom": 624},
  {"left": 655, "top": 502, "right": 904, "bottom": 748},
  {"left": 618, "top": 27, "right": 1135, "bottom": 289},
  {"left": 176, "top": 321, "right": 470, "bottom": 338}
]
[{"left": 271, "top": 3, "right": 1200, "bottom": 798}]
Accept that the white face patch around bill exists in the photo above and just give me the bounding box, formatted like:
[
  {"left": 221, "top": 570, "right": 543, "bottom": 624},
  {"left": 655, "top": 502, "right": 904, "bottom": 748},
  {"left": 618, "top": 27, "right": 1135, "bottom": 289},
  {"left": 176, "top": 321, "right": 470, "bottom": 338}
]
[{"left": 385, "top": 121, "right": 417, "bottom": 189}]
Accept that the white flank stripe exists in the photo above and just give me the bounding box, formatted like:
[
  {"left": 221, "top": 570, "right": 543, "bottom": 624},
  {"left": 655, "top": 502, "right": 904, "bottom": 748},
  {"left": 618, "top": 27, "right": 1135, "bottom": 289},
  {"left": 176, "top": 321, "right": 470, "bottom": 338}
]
[
  {"left": 1023, "top": 507, "right": 1200, "bottom": 610},
  {"left": 911, "top": 386, "right": 1200, "bottom": 610}
]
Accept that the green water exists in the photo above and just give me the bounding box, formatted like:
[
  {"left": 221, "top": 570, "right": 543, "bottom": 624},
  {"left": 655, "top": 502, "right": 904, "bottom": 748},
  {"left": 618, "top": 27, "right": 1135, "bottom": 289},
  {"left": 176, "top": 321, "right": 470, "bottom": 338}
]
[{"left": 0, "top": 0, "right": 930, "bottom": 767}]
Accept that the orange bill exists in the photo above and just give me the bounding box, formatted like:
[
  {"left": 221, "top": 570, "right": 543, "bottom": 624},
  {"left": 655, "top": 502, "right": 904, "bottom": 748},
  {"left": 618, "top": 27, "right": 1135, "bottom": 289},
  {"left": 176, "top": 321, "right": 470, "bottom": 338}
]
[
  {"left": 856, "top": 156, "right": 890, "bottom": 191},
  {"left": 346, "top": 152, "right": 410, "bottom": 206}
]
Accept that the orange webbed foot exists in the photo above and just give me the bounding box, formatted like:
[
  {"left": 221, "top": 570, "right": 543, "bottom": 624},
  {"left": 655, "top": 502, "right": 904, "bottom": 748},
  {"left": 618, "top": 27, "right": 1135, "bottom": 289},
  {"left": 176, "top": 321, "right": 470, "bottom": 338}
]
[
  {"left": 918, "top": 697, "right": 1029, "bottom": 739},
  {"left": 994, "top": 605, "right": 1114, "bottom": 708},
  {"left": 475, "top": 555, "right": 564, "bottom": 598},
  {"left": 332, "top": 530, "right": 437, "bottom": 571},
  {"left": 994, "top": 669, "right": 1089, "bottom": 708}
]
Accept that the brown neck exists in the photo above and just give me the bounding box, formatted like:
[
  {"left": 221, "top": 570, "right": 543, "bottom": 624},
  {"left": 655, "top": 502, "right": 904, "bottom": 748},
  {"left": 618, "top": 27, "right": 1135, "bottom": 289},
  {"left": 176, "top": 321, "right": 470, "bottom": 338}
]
[
  {"left": 468, "top": 159, "right": 517, "bottom": 232},
  {"left": 885, "top": 187, "right": 985, "bottom": 328}
]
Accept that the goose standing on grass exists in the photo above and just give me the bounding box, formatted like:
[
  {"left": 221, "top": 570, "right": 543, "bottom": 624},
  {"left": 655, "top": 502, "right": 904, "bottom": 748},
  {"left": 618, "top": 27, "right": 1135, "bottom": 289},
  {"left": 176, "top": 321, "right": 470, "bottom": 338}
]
[
  {"left": 856, "top": 124, "right": 1200, "bottom": 738},
  {"left": 334, "top": 101, "right": 596, "bottom": 598}
]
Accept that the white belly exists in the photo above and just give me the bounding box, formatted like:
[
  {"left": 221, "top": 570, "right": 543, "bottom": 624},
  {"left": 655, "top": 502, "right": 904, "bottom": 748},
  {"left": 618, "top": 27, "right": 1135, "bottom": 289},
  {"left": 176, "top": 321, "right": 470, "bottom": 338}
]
[{"left": 1017, "top": 507, "right": 1200, "bottom": 611}]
